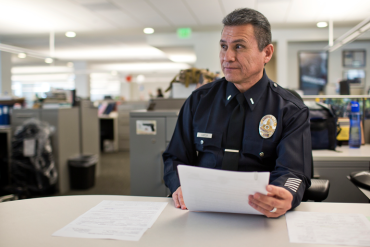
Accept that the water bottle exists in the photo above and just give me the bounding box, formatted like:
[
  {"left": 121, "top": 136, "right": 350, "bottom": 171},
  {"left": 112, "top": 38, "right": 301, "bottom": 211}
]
[{"left": 349, "top": 101, "right": 361, "bottom": 148}]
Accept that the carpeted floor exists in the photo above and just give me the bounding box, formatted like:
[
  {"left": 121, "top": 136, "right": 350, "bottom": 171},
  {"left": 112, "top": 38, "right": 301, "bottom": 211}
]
[{"left": 59, "top": 151, "right": 130, "bottom": 196}]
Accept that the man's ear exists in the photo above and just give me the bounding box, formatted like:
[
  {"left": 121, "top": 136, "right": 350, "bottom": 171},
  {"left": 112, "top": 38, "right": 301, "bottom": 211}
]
[{"left": 263, "top": 44, "right": 274, "bottom": 64}]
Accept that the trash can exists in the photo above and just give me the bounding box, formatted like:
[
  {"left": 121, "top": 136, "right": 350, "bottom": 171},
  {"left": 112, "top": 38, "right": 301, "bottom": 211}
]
[{"left": 68, "top": 155, "right": 97, "bottom": 190}]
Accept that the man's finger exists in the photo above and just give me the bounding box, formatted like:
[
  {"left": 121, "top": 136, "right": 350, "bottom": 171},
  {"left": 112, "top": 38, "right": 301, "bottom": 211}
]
[
  {"left": 172, "top": 191, "right": 180, "bottom": 208},
  {"left": 248, "top": 199, "right": 281, "bottom": 218},
  {"left": 252, "top": 193, "right": 285, "bottom": 209},
  {"left": 248, "top": 195, "right": 273, "bottom": 212},
  {"left": 267, "top": 185, "right": 291, "bottom": 199},
  {"left": 173, "top": 187, "right": 187, "bottom": 210},
  {"left": 177, "top": 188, "right": 187, "bottom": 209}
]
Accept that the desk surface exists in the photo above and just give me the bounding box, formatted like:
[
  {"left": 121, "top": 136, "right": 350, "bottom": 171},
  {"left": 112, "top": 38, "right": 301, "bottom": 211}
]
[
  {"left": 0, "top": 195, "right": 369, "bottom": 247},
  {"left": 313, "top": 144, "right": 370, "bottom": 161}
]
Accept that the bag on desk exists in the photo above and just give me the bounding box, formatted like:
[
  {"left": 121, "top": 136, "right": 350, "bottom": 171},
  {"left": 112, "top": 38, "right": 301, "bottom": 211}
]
[{"left": 305, "top": 102, "right": 338, "bottom": 150}]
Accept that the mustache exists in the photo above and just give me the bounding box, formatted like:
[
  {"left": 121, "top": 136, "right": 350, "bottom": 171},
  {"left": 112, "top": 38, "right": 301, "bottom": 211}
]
[{"left": 222, "top": 64, "right": 239, "bottom": 69}]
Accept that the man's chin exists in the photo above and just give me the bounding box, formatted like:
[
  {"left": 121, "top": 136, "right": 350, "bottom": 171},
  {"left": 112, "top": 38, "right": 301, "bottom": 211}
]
[{"left": 224, "top": 75, "right": 239, "bottom": 83}]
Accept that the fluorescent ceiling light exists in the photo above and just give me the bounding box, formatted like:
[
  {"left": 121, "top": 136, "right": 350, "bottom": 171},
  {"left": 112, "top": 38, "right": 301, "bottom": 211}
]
[
  {"left": 317, "top": 22, "right": 328, "bottom": 28},
  {"left": 45, "top": 58, "right": 53, "bottom": 64},
  {"left": 111, "top": 70, "right": 118, "bottom": 76},
  {"left": 12, "top": 66, "right": 73, "bottom": 74},
  {"left": 18, "top": 53, "right": 26, "bottom": 58},
  {"left": 360, "top": 22, "right": 370, "bottom": 32},
  {"left": 91, "top": 62, "right": 190, "bottom": 73},
  {"left": 326, "top": 16, "right": 370, "bottom": 52},
  {"left": 66, "top": 62, "right": 74, "bottom": 68},
  {"left": 341, "top": 31, "right": 361, "bottom": 44},
  {"left": 65, "top": 31, "right": 76, "bottom": 38},
  {"left": 46, "top": 45, "right": 166, "bottom": 60},
  {"left": 143, "top": 28, "right": 154, "bottom": 34},
  {"left": 168, "top": 55, "right": 196, "bottom": 63},
  {"left": 12, "top": 74, "right": 71, "bottom": 82}
]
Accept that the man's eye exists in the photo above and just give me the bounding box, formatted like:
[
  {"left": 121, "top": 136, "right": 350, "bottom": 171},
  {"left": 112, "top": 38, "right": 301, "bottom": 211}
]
[
  {"left": 236, "top": 44, "right": 243, "bottom": 49},
  {"left": 221, "top": 44, "right": 227, "bottom": 49}
]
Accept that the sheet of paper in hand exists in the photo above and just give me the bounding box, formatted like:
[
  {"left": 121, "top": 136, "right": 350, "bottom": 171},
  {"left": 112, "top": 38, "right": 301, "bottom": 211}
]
[{"left": 178, "top": 165, "right": 269, "bottom": 215}]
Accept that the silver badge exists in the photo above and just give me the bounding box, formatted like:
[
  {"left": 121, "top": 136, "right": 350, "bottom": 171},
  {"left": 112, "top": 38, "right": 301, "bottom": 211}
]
[{"left": 259, "top": 115, "right": 277, "bottom": 139}]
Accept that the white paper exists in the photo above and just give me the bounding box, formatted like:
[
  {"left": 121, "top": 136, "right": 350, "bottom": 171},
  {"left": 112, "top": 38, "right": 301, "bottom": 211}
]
[
  {"left": 23, "top": 138, "right": 36, "bottom": 157},
  {"left": 286, "top": 211, "right": 370, "bottom": 246},
  {"left": 53, "top": 200, "right": 167, "bottom": 241},
  {"left": 177, "top": 165, "right": 269, "bottom": 215}
]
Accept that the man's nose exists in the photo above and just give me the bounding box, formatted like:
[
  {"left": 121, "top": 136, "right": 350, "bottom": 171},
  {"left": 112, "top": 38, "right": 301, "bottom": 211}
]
[{"left": 223, "top": 48, "right": 235, "bottom": 62}]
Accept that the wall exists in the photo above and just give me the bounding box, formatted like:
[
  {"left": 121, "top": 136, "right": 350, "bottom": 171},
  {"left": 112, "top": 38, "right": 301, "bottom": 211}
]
[
  {"left": 287, "top": 40, "right": 370, "bottom": 94},
  {"left": 0, "top": 51, "right": 12, "bottom": 95}
]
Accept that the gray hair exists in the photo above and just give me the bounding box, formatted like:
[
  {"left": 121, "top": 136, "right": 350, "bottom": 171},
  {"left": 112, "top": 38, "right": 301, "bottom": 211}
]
[{"left": 222, "top": 8, "right": 271, "bottom": 51}]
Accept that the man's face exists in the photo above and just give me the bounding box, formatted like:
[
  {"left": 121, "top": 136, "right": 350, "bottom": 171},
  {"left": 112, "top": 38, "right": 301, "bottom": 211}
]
[{"left": 220, "top": 24, "right": 271, "bottom": 85}]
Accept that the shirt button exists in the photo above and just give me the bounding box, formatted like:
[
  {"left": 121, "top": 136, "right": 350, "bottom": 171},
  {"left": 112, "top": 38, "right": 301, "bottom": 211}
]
[
  {"left": 200, "top": 140, "right": 204, "bottom": 144},
  {"left": 273, "top": 83, "right": 278, "bottom": 88},
  {"left": 259, "top": 152, "right": 264, "bottom": 157}
]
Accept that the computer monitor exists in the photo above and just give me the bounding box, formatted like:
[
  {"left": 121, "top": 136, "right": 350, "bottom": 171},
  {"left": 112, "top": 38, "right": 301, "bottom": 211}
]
[{"left": 298, "top": 51, "right": 328, "bottom": 95}]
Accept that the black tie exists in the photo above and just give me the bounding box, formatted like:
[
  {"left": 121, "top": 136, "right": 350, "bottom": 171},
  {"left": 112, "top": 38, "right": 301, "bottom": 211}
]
[{"left": 222, "top": 93, "right": 246, "bottom": 171}]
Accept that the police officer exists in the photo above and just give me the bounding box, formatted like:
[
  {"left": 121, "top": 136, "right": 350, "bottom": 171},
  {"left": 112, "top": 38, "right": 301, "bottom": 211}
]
[{"left": 163, "top": 8, "right": 311, "bottom": 218}]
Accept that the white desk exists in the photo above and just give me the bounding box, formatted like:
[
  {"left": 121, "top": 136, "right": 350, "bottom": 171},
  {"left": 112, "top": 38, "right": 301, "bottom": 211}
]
[
  {"left": 313, "top": 144, "right": 370, "bottom": 162},
  {"left": 312, "top": 145, "right": 370, "bottom": 203},
  {"left": 0, "top": 195, "right": 369, "bottom": 247}
]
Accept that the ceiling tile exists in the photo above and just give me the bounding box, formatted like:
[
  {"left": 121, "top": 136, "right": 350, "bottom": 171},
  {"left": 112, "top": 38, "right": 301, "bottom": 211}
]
[
  {"left": 110, "top": 0, "right": 171, "bottom": 27},
  {"left": 219, "top": 0, "right": 256, "bottom": 16},
  {"left": 256, "top": 1, "right": 291, "bottom": 23},
  {"left": 146, "top": 0, "right": 198, "bottom": 26},
  {"left": 0, "top": 0, "right": 103, "bottom": 34},
  {"left": 285, "top": 0, "right": 323, "bottom": 23},
  {"left": 183, "top": 0, "right": 224, "bottom": 25},
  {"left": 96, "top": 9, "right": 142, "bottom": 28},
  {"left": 316, "top": 0, "right": 370, "bottom": 23}
]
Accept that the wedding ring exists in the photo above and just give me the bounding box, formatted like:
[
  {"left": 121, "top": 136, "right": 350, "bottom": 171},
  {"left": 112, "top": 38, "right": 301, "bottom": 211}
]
[{"left": 270, "top": 207, "right": 277, "bottom": 213}]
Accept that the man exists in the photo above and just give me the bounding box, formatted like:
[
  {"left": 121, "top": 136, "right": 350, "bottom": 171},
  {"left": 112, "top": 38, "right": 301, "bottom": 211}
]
[{"left": 163, "top": 8, "right": 311, "bottom": 218}]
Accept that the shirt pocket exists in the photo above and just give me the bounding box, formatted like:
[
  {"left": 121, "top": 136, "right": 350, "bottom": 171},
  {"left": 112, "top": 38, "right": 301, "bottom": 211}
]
[
  {"left": 193, "top": 130, "right": 223, "bottom": 152},
  {"left": 242, "top": 139, "right": 277, "bottom": 164}
]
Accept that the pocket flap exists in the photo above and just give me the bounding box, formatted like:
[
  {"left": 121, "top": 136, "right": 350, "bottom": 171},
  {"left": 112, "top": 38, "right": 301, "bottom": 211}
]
[{"left": 242, "top": 140, "right": 276, "bottom": 159}]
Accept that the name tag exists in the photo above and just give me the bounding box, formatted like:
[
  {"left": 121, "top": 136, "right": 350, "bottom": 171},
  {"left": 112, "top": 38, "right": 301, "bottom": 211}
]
[{"left": 197, "top": 132, "right": 212, "bottom": 138}]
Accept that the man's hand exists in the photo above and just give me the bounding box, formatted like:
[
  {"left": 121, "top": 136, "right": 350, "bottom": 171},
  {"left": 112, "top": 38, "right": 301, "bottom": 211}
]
[
  {"left": 172, "top": 186, "right": 187, "bottom": 210},
  {"left": 248, "top": 185, "right": 292, "bottom": 218}
]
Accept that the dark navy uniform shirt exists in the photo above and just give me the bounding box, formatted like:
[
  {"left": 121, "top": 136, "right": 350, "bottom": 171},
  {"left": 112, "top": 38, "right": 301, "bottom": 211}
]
[{"left": 163, "top": 71, "right": 312, "bottom": 209}]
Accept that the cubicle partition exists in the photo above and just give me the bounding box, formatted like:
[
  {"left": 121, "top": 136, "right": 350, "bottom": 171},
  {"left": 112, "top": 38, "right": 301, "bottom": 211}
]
[
  {"left": 11, "top": 103, "right": 100, "bottom": 194},
  {"left": 130, "top": 110, "right": 178, "bottom": 197},
  {"left": 12, "top": 108, "right": 81, "bottom": 194}
]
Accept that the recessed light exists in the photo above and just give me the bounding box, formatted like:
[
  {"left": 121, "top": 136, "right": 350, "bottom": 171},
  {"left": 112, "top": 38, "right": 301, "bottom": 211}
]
[
  {"left": 65, "top": 31, "right": 76, "bottom": 38},
  {"left": 18, "top": 53, "right": 27, "bottom": 58},
  {"left": 143, "top": 28, "right": 154, "bottom": 34},
  {"left": 137, "top": 74, "right": 145, "bottom": 83},
  {"left": 317, "top": 22, "right": 328, "bottom": 28},
  {"left": 45, "top": 58, "right": 53, "bottom": 64}
]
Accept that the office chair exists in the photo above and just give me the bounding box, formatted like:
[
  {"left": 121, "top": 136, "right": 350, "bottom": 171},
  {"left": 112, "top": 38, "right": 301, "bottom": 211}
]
[
  {"left": 349, "top": 171, "right": 370, "bottom": 190},
  {"left": 286, "top": 89, "right": 330, "bottom": 202}
]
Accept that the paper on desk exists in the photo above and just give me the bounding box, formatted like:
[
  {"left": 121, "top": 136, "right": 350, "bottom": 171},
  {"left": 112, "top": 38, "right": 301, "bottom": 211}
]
[
  {"left": 286, "top": 211, "right": 370, "bottom": 246},
  {"left": 52, "top": 200, "right": 167, "bottom": 241},
  {"left": 178, "top": 165, "right": 269, "bottom": 215}
]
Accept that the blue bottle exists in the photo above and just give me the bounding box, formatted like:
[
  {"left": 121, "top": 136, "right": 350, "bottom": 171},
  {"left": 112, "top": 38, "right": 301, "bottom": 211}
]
[{"left": 349, "top": 101, "right": 361, "bottom": 148}]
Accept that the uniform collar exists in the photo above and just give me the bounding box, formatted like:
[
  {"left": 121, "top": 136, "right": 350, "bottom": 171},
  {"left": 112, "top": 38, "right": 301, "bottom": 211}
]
[{"left": 225, "top": 70, "right": 269, "bottom": 111}]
